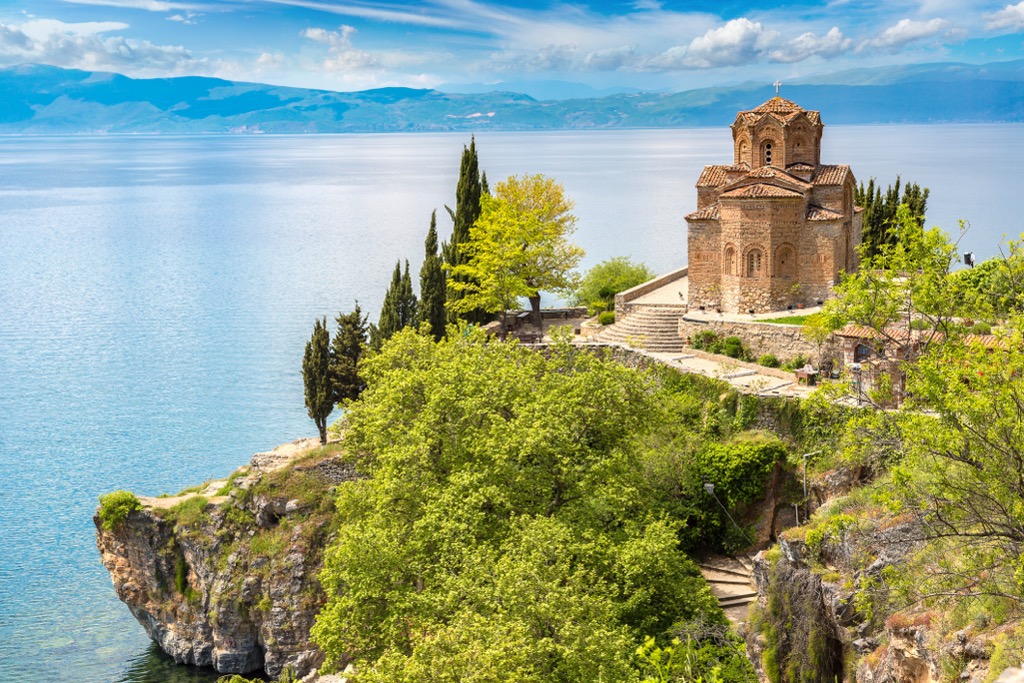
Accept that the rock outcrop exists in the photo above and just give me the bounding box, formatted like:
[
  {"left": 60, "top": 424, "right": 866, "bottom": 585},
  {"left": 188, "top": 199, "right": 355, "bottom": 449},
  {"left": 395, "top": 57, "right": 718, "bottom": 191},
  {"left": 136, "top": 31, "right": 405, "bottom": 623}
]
[{"left": 96, "top": 439, "right": 355, "bottom": 678}]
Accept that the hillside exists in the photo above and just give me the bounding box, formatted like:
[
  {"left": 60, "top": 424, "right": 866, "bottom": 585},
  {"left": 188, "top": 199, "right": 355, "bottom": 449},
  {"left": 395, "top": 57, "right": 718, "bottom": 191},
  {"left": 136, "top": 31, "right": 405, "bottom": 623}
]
[{"left": 3, "top": 60, "right": 1024, "bottom": 134}]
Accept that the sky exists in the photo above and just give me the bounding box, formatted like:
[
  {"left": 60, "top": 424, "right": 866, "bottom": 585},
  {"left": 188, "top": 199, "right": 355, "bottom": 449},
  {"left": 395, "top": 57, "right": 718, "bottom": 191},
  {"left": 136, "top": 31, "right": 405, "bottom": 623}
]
[{"left": 1, "top": 0, "right": 1023, "bottom": 92}]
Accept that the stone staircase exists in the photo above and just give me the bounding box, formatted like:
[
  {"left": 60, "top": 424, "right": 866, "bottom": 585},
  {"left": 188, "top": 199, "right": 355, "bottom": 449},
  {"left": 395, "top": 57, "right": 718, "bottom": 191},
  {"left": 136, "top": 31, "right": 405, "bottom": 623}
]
[
  {"left": 699, "top": 554, "right": 758, "bottom": 624},
  {"left": 594, "top": 305, "right": 686, "bottom": 353}
]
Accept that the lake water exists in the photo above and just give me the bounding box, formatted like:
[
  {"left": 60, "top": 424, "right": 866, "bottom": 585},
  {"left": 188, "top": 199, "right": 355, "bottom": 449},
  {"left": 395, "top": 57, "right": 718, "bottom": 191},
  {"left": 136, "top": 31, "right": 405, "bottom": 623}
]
[{"left": 1, "top": 125, "right": 1022, "bottom": 683}]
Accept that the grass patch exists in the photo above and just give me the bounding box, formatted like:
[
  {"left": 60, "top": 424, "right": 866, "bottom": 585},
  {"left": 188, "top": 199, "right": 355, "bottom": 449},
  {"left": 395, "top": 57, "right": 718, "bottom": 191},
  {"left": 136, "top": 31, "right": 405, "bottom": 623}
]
[
  {"left": 759, "top": 314, "right": 818, "bottom": 326},
  {"left": 167, "top": 495, "right": 210, "bottom": 527},
  {"left": 215, "top": 468, "right": 249, "bottom": 496}
]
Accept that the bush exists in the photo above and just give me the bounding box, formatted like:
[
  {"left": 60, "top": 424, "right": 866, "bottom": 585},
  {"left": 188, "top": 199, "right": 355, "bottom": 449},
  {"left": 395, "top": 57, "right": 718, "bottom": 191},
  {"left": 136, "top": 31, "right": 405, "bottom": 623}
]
[
  {"left": 722, "top": 336, "right": 747, "bottom": 360},
  {"left": 572, "top": 257, "right": 655, "bottom": 314},
  {"left": 98, "top": 490, "right": 142, "bottom": 530},
  {"left": 758, "top": 354, "right": 781, "bottom": 368},
  {"left": 970, "top": 321, "right": 992, "bottom": 335},
  {"left": 167, "top": 495, "right": 209, "bottom": 527},
  {"left": 782, "top": 354, "right": 810, "bottom": 371},
  {"left": 690, "top": 330, "right": 720, "bottom": 351},
  {"left": 598, "top": 311, "right": 616, "bottom": 325}
]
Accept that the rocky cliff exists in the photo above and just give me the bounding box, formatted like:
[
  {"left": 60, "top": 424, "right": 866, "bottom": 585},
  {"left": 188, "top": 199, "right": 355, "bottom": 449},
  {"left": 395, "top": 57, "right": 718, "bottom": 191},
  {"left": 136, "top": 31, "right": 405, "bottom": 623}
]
[
  {"left": 95, "top": 439, "right": 356, "bottom": 678},
  {"left": 746, "top": 488, "right": 1009, "bottom": 683}
]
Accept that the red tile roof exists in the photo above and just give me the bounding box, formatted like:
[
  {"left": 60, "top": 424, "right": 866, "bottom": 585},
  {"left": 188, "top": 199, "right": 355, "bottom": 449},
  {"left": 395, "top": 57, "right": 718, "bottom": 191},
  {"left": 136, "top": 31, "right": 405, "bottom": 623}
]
[
  {"left": 696, "top": 164, "right": 746, "bottom": 187},
  {"left": 813, "top": 164, "right": 851, "bottom": 186},
  {"left": 807, "top": 205, "right": 844, "bottom": 221},
  {"left": 721, "top": 183, "right": 803, "bottom": 198},
  {"left": 685, "top": 204, "right": 720, "bottom": 221}
]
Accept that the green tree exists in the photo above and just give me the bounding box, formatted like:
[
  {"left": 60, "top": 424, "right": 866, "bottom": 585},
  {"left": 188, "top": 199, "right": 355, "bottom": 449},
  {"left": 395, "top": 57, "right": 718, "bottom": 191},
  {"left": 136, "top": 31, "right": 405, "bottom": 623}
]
[
  {"left": 331, "top": 303, "right": 368, "bottom": 405},
  {"left": 417, "top": 211, "right": 447, "bottom": 341},
  {"left": 302, "top": 317, "right": 333, "bottom": 444},
  {"left": 442, "top": 137, "right": 489, "bottom": 325},
  {"left": 448, "top": 174, "right": 584, "bottom": 331},
  {"left": 371, "top": 260, "right": 418, "bottom": 350},
  {"left": 855, "top": 176, "right": 930, "bottom": 259},
  {"left": 572, "top": 256, "right": 656, "bottom": 314},
  {"left": 311, "top": 330, "right": 731, "bottom": 681}
]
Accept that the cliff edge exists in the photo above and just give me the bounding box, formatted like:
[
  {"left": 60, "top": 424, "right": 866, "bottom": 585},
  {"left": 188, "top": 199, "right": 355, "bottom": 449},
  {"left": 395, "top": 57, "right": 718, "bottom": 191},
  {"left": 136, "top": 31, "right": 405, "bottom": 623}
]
[{"left": 95, "top": 438, "right": 357, "bottom": 678}]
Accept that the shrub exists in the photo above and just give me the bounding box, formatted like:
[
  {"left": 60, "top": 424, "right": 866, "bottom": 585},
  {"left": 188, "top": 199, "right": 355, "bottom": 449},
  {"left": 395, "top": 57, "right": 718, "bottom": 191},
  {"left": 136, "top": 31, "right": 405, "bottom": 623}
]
[
  {"left": 696, "top": 433, "right": 787, "bottom": 507},
  {"left": 168, "top": 495, "right": 209, "bottom": 527},
  {"left": 722, "top": 336, "right": 747, "bottom": 360},
  {"left": 970, "top": 321, "right": 992, "bottom": 335},
  {"left": 598, "top": 311, "right": 616, "bottom": 325},
  {"left": 758, "top": 354, "right": 781, "bottom": 368},
  {"left": 690, "top": 330, "right": 719, "bottom": 351},
  {"left": 572, "top": 256, "right": 655, "bottom": 314},
  {"left": 98, "top": 490, "right": 142, "bottom": 530},
  {"left": 782, "top": 354, "right": 810, "bottom": 371}
]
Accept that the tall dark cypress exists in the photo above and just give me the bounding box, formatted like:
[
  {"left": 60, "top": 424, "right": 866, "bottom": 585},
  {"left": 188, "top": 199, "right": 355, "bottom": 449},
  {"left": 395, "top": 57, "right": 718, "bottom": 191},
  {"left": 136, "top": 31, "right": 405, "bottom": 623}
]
[
  {"left": 419, "top": 210, "right": 447, "bottom": 341},
  {"left": 331, "top": 303, "right": 368, "bottom": 404},
  {"left": 372, "top": 260, "right": 419, "bottom": 350},
  {"left": 399, "top": 259, "right": 418, "bottom": 328},
  {"left": 442, "top": 137, "right": 489, "bottom": 324},
  {"left": 856, "top": 176, "right": 929, "bottom": 259},
  {"left": 302, "top": 317, "right": 333, "bottom": 444}
]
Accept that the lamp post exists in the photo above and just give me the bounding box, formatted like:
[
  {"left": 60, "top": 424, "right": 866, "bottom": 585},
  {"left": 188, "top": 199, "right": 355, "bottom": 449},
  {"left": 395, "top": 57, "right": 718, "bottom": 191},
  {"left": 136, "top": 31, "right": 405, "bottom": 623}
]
[
  {"left": 802, "top": 450, "right": 822, "bottom": 520},
  {"left": 704, "top": 482, "right": 755, "bottom": 548}
]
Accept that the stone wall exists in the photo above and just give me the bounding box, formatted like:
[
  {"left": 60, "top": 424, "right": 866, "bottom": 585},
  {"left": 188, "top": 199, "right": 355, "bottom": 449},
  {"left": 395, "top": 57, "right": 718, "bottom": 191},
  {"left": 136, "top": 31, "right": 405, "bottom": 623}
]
[
  {"left": 614, "top": 266, "right": 688, "bottom": 314},
  {"left": 679, "top": 316, "right": 827, "bottom": 363}
]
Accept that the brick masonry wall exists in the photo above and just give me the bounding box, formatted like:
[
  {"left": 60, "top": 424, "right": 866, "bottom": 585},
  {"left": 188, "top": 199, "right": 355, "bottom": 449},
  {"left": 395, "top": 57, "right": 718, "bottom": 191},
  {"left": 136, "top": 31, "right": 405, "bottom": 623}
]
[{"left": 678, "top": 317, "right": 829, "bottom": 364}]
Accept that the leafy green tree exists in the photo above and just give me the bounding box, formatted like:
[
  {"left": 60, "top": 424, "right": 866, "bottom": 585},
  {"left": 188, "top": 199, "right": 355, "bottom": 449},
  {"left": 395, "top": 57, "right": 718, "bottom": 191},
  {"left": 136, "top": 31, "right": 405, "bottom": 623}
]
[
  {"left": 311, "top": 330, "right": 730, "bottom": 681},
  {"left": 417, "top": 211, "right": 446, "bottom": 341},
  {"left": 442, "top": 137, "right": 489, "bottom": 325},
  {"left": 371, "top": 260, "right": 418, "bottom": 350},
  {"left": 302, "top": 317, "right": 333, "bottom": 444},
  {"left": 572, "top": 256, "right": 655, "bottom": 314},
  {"left": 448, "top": 174, "right": 584, "bottom": 331},
  {"left": 331, "top": 303, "right": 368, "bottom": 405}
]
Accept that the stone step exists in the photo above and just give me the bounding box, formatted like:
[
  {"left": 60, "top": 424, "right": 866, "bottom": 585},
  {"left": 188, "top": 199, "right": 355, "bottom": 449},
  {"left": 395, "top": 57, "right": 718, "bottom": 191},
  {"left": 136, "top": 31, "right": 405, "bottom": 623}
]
[{"left": 718, "top": 595, "right": 758, "bottom": 608}]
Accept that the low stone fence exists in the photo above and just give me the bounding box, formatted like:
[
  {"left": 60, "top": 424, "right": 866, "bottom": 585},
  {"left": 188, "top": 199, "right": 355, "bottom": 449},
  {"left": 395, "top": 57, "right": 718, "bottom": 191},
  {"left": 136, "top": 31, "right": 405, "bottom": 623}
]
[
  {"left": 614, "top": 266, "right": 688, "bottom": 314},
  {"left": 679, "top": 347, "right": 795, "bottom": 381},
  {"left": 678, "top": 316, "right": 824, "bottom": 364}
]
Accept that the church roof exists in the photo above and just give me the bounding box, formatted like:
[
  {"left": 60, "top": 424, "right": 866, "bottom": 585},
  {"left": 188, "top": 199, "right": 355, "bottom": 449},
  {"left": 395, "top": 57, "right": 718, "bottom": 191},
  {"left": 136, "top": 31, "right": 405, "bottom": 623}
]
[
  {"left": 813, "top": 164, "right": 851, "bottom": 186},
  {"left": 721, "top": 183, "right": 803, "bottom": 199},
  {"left": 696, "top": 164, "right": 748, "bottom": 187},
  {"left": 734, "top": 97, "right": 822, "bottom": 125},
  {"left": 685, "top": 204, "right": 720, "bottom": 221},
  {"left": 807, "top": 205, "right": 844, "bottom": 221}
]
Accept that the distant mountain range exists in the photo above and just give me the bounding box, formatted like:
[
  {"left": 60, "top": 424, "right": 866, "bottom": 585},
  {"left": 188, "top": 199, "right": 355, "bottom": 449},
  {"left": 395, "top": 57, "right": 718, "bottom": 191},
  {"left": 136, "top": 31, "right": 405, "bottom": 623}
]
[{"left": 1, "top": 61, "right": 1022, "bottom": 134}]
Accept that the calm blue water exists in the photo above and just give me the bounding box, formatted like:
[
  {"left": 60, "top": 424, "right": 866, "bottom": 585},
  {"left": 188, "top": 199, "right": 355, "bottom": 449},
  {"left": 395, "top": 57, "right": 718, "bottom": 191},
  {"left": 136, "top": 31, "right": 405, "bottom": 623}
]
[{"left": 1, "top": 126, "right": 1022, "bottom": 683}]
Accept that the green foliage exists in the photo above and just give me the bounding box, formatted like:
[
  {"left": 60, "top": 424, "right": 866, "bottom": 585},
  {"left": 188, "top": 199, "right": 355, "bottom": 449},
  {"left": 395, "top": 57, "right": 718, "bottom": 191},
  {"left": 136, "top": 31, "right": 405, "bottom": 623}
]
[
  {"left": 688, "top": 331, "right": 751, "bottom": 361},
  {"left": 303, "top": 316, "right": 333, "bottom": 444},
  {"left": 442, "top": 137, "right": 488, "bottom": 325},
  {"left": 372, "top": 260, "right": 418, "bottom": 350},
  {"left": 599, "top": 310, "right": 616, "bottom": 325},
  {"left": 448, "top": 174, "right": 584, "bottom": 323},
  {"left": 98, "top": 490, "right": 142, "bottom": 530},
  {"left": 167, "top": 495, "right": 209, "bottom": 527},
  {"left": 855, "top": 176, "right": 929, "bottom": 259},
  {"left": 331, "top": 303, "right": 369, "bottom": 405},
  {"left": 313, "top": 330, "right": 732, "bottom": 681},
  {"left": 417, "top": 210, "right": 447, "bottom": 341},
  {"left": 572, "top": 256, "right": 655, "bottom": 314},
  {"left": 757, "top": 354, "right": 780, "bottom": 368},
  {"left": 781, "top": 354, "right": 809, "bottom": 372},
  {"left": 986, "top": 626, "right": 1024, "bottom": 680},
  {"left": 758, "top": 314, "right": 817, "bottom": 325},
  {"left": 696, "top": 433, "right": 787, "bottom": 508}
]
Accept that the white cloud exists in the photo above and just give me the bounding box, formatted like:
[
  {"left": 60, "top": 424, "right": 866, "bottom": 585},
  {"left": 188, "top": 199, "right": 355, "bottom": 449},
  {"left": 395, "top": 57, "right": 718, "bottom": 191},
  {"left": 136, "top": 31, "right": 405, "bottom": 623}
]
[
  {"left": 770, "top": 26, "right": 853, "bottom": 63},
  {"left": 631, "top": 0, "right": 663, "bottom": 9},
  {"left": 303, "top": 24, "right": 380, "bottom": 71},
  {"left": 0, "top": 17, "right": 204, "bottom": 73},
  {"left": 986, "top": 1, "right": 1024, "bottom": 31},
  {"left": 62, "top": 0, "right": 206, "bottom": 11},
  {"left": 862, "top": 18, "right": 950, "bottom": 51},
  {"left": 167, "top": 12, "right": 203, "bottom": 25},
  {"left": 583, "top": 45, "right": 639, "bottom": 70}
]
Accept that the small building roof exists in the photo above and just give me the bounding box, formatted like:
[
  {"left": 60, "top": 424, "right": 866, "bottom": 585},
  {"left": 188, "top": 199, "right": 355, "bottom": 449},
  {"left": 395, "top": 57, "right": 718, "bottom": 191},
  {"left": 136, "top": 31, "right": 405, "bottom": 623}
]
[
  {"left": 812, "top": 164, "right": 851, "bottom": 186},
  {"left": 685, "top": 204, "right": 721, "bottom": 221},
  {"left": 696, "top": 164, "right": 747, "bottom": 187},
  {"left": 807, "top": 205, "right": 844, "bottom": 221},
  {"left": 721, "top": 183, "right": 803, "bottom": 199}
]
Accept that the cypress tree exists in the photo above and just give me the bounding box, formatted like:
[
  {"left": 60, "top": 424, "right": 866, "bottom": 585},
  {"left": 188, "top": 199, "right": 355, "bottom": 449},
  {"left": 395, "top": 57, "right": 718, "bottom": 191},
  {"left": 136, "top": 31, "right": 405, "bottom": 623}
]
[
  {"left": 331, "top": 303, "right": 368, "bottom": 404},
  {"left": 302, "top": 317, "right": 333, "bottom": 444},
  {"left": 442, "top": 137, "right": 489, "bottom": 324},
  {"left": 856, "top": 176, "right": 929, "bottom": 259},
  {"left": 419, "top": 210, "right": 447, "bottom": 341},
  {"left": 372, "top": 260, "right": 418, "bottom": 350}
]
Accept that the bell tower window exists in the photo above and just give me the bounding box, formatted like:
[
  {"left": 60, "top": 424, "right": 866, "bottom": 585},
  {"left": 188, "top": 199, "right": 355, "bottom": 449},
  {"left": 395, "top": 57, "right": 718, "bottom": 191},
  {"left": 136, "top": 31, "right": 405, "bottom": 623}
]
[{"left": 763, "top": 142, "right": 773, "bottom": 166}]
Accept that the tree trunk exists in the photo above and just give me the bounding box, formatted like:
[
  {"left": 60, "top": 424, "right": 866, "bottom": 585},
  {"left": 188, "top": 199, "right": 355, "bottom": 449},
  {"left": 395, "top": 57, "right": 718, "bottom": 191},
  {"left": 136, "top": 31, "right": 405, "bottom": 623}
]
[
  {"left": 316, "top": 418, "right": 327, "bottom": 445},
  {"left": 529, "top": 294, "right": 542, "bottom": 334}
]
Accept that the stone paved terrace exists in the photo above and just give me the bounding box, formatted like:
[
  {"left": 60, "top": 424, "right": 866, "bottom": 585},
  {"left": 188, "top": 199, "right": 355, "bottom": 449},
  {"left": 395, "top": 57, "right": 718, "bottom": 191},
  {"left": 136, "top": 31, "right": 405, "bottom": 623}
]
[{"left": 626, "top": 272, "right": 826, "bottom": 320}]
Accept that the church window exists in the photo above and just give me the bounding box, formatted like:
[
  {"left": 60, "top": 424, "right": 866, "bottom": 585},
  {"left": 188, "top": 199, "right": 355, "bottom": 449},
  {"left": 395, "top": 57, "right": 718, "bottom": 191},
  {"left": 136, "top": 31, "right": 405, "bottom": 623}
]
[
  {"left": 746, "top": 249, "right": 764, "bottom": 277},
  {"left": 724, "top": 245, "right": 737, "bottom": 275},
  {"left": 763, "top": 142, "right": 773, "bottom": 166}
]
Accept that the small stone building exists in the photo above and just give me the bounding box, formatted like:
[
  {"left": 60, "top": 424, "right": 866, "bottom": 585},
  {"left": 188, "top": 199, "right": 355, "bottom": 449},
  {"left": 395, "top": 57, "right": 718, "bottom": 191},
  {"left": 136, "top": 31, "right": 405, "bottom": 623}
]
[{"left": 686, "top": 96, "right": 862, "bottom": 313}]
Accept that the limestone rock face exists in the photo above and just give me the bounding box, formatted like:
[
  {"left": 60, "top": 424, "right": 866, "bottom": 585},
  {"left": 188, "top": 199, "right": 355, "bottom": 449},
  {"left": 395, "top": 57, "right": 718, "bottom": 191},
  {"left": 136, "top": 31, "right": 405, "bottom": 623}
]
[{"left": 96, "top": 442, "right": 352, "bottom": 678}]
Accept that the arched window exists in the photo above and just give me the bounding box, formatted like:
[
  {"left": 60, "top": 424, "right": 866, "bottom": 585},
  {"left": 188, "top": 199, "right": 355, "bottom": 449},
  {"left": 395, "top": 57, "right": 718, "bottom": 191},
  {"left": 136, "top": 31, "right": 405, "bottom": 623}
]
[
  {"left": 738, "top": 140, "right": 748, "bottom": 164},
  {"left": 775, "top": 244, "right": 797, "bottom": 278},
  {"left": 763, "top": 142, "right": 773, "bottom": 166},
  {"left": 724, "top": 245, "right": 737, "bottom": 276},
  {"left": 746, "top": 248, "right": 764, "bottom": 278}
]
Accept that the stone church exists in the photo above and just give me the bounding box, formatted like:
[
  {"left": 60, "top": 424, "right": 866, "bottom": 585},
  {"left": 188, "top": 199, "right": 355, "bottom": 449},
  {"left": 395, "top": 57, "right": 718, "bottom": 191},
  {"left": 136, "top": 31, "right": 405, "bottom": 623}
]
[{"left": 685, "top": 96, "right": 862, "bottom": 313}]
